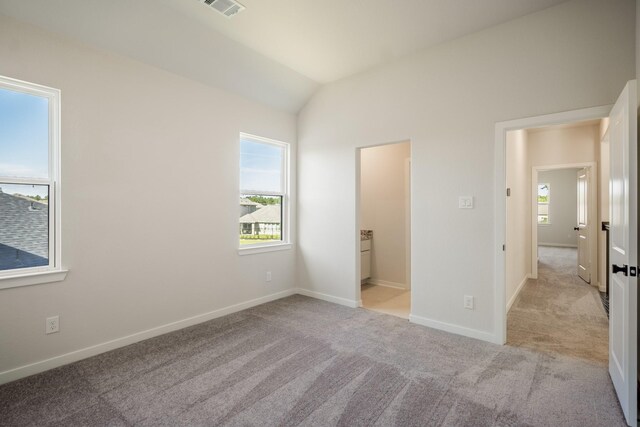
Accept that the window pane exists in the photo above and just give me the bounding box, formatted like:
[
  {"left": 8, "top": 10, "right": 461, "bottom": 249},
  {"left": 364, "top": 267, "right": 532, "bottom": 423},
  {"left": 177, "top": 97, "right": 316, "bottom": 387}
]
[
  {"left": 0, "top": 88, "right": 49, "bottom": 179},
  {"left": 538, "top": 204, "right": 549, "bottom": 215},
  {"left": 578, "top": 179, "right": 587, "bottom": 224},
  {"left": 240, "top": 139, "right": 283, "bottom": 193},
  {"left": 239, "top": 195, "right": 282, "bottom": 245},
  {"left": 0, "top": 183, "right": 49, "bottom": 271},
  {"left": 537, "top": 183, "right": 549, "bottom": 203},
  {"left": 538, "top": 215, "right": 549, "bottom": 224}
]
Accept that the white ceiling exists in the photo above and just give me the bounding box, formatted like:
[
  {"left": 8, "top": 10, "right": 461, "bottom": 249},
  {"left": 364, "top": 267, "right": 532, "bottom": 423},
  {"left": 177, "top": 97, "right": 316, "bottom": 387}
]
[
  {"left": 0, "top": 0, "right": 569, "bottom": 112},
  {"left": 172, "top": 0, "right": 569, "bottom": 83}
]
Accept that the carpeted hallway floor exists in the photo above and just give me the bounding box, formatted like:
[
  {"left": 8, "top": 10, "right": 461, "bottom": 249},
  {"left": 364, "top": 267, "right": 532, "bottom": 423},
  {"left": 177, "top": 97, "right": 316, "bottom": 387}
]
[
  {"left": 507, "top": 246, "right": 609, "bottom": 365},
  {"left": 0, "top": 294, "right": 625, "bottom": 426}
]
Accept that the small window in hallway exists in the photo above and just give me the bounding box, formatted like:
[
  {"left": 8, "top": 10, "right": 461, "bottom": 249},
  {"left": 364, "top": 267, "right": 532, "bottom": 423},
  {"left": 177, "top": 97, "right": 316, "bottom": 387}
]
[{"left": 537, "top": 183, "right": 550, "bottom": 224}]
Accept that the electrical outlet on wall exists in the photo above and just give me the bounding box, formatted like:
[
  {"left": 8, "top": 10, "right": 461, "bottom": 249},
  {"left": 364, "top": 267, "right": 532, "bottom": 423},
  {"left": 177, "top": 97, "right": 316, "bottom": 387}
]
[
  {"left": 266, "top": 271, "right": 272, "bottom": 282},
  {"left": 46, "top": 316, "right": 59, "bottom": 334},
  {"left": 464, "top": 295, "right": 474, "bottom": 310}
]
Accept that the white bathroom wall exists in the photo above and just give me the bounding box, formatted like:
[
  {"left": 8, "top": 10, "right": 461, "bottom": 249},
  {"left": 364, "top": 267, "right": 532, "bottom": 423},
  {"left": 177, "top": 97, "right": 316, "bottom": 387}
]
[
  {"left": 0, "top": 15, "right": 297, "bottom": 380},
  {"left": 297, "top": 0, "right": 634, "bottom": 342},
  {"left": 360, "top": 142, "right": 411, "bottom": 289},
  {"left": 537, "top": 169, "right": 580, "bottom": 247}
]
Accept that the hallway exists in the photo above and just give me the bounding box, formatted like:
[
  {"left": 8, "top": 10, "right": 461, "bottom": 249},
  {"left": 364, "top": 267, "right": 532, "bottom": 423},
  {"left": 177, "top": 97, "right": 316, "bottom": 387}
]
[{"left": 507, "top": 246, "right": 609, "bottom": 365}]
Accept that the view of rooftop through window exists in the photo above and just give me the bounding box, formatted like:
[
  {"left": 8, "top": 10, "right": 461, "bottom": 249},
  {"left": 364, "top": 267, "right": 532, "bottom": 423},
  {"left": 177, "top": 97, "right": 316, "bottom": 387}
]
[
  {"left": 0, "top": 87, "right": 51, "bottom": 271},
  {"left": 239, "top": 137, "right": 286, "bottom": 246}
]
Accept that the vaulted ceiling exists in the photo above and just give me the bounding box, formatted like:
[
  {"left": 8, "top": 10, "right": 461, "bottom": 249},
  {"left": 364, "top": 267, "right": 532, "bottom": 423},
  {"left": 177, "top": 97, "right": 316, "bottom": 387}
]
[{"left": 0, "top": 0, "right": 569, "bottom": 112}]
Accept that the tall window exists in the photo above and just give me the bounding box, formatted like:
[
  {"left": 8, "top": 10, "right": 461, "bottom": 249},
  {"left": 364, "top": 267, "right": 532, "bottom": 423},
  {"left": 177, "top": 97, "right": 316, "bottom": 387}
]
[
  {"left": 537, "top": 183, "right": 550, "bottom": 224},
  {"left": 0, "top": 76, "right": 61, "bottom": 279},
  {"left": 239, "top": 134, "right": 288, "bottom": 248}
]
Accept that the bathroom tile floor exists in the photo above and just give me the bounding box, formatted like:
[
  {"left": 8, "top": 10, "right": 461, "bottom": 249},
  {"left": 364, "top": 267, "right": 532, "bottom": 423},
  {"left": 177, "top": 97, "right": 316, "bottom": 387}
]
[{"left": 361, "top": 284, "right": 410, "bottom": 319}]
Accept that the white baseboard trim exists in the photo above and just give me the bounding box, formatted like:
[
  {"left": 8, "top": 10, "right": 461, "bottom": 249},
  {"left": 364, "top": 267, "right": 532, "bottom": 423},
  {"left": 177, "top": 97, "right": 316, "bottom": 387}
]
[
  {"left": 538, "top": 243, "right": 578, "bottom": 248},
  {"left": 0, "top": 288, "right": 297, "bottom": 386},
  {"left": 2, "top": 286, "right": 502, "bottom": 385},
  {"left": 295, "top": 288, "right": 359, "bottom": 308},
  {"left": 409, "top": 314, "right": 498, "bottom": 344},
  {"left": 365, "top": 279, "right": 409, "bottom": 290},
  {"left": 507, "top": 274, "right": 530, "bottom": 312}
]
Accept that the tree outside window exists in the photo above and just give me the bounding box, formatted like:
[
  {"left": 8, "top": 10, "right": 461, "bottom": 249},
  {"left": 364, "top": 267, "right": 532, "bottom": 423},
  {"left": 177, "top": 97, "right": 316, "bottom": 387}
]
[{"left": 537, "top": 183, "right": 550, "bottom": 224}]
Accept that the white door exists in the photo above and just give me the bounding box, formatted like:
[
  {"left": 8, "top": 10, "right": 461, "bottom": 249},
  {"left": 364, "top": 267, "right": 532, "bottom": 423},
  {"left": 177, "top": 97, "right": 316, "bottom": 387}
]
[
  {"left": 608, "top": 80, "right": 638, "bottom": 427},
  {"left": 576, "top": 168, "right": 590, "bottom": 283}
]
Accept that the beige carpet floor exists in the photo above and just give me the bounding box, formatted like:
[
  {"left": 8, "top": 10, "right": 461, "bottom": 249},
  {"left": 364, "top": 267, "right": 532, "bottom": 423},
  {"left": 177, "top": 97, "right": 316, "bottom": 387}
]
[
  {"left": 507, "top": 246, "right": 609, "bottom": 365},
  {"left": 361, "top": 284, "right": 410, "bottom": 319}
]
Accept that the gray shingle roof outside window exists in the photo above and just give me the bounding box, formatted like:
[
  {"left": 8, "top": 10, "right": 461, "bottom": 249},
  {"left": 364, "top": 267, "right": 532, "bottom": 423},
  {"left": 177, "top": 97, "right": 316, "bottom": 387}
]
[
  {"left": 240, "top": 197, "right": 261, "bottom": 206},
  {"left": 239, "top": 204, "right": 281, "bottom": 224},
  {"left": 0, "top": 190, "right": 49, "bottom": 270}
]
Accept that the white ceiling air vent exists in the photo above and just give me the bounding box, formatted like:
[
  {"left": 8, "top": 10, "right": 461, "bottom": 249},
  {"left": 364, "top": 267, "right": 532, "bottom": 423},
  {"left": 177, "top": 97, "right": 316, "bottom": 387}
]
[{"left": 200, "top": 0, "right": 245, "bottom": 18}]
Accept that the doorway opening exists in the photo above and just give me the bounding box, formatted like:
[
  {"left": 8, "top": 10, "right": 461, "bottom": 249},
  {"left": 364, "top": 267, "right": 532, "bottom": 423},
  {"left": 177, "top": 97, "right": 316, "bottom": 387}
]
[
  {"left": 356, "top": 141, "right": 411, "bottom": 319},
  {"left": 502, "top": 118, "right": 609, "bottom": 365},
  {"left": 531, "top": 165, "right": 597, "bottom": 285},
  {"left": 496, "top": 82, "right": 638, "bottom": 426}
]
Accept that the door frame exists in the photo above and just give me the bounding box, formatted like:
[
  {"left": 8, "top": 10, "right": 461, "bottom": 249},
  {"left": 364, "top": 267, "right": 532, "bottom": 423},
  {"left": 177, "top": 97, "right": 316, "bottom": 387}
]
[
  {"left": 355, "top": 140, "right": 412, "bottom": 310},
  {"left": 494, "top": 105, "right": 611, "bottom": 344},
  {"left": 530, "top": 162, "right": 597, "bottom": 282}
]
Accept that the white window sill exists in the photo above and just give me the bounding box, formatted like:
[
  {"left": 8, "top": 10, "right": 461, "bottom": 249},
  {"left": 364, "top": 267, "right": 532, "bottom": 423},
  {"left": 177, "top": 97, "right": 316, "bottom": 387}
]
[
  {"left": 0, "top": 269, "right": 68, "bottom": 290},
  {"left": 238, "top": 243, "right": 292, "bottom": 256}
]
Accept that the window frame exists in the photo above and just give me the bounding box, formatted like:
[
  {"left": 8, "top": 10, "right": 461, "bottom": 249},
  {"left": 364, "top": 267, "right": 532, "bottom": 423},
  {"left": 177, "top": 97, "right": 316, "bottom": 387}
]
[
  {"left": 238, "top": 133, "right": 291, "bottom": 255},
  {"left": 537, "top": 182, "right": 550, "bottom": 225},
  {"left": 0, "top": 75, "right": 66, "bottom": 289}
]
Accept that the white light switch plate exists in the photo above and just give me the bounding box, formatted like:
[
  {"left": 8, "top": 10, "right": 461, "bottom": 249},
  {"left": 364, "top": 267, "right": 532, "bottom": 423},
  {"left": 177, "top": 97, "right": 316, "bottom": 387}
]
[
  {"left": 464, "top": 295, "right": 474, "bottom": 310},
  {"left": 459, "top": 196, "right": 473, "bottom": 209}
]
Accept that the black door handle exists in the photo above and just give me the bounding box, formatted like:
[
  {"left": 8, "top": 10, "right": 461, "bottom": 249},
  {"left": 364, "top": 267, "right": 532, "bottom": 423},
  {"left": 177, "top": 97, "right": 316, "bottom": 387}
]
[
  {"left": 613, "top": 264, "right": 628, "bottom": 276},
  {"left": 573, "top": 227, "right": 580, "bottom": 231}
]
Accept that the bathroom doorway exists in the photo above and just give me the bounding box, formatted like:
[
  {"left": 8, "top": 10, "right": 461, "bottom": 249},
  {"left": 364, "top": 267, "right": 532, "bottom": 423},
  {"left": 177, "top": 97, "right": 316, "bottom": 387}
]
[{"left": 356, "top": 141, "right": 411, "bottom": 319}]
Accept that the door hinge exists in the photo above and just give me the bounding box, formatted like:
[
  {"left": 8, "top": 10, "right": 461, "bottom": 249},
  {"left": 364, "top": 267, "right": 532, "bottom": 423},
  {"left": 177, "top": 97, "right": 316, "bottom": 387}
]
[
  {"left": 502, "top": 244, "right": 506, "bottom": 251},
  {"left": 506, "top": 188, "right": 511, "bottom": 197}
]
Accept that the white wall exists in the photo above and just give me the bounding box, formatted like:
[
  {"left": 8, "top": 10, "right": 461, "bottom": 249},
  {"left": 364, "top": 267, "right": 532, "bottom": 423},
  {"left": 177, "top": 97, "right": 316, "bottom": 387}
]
[
  {"left": 297, "top": 0, "right": 635, "bottom": 342},
  {"left": 537, "top": 169, "right": 580, "bottom": 247},
  {"left": 505, "top": 130, "right": 531, "bottom": 310},
  {"left": 0, "top": 16, "right": 297, "bottom": 377},
  {"left": 635, "top": 0, "right": 639, "bottom": 387},
  {"left": 637, "top": 0, "right": 640, "bottom": 98},
  {"left": 599, "top": 119, "right": 610, "bottom": 292},
  {"left": 528, "top": 124, "right": 600, "bottom": 167},
  {"left": 360, "top": 142, "right": 410, "bottom": 288}
]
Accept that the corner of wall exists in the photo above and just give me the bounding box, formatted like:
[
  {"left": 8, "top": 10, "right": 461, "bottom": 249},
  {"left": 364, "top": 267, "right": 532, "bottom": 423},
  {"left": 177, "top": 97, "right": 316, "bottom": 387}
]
[{"left": 295, "top": 288, "right": 359, "bottom": 308}]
